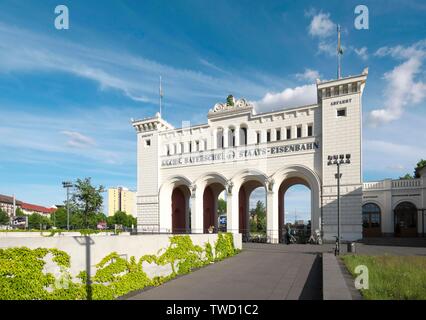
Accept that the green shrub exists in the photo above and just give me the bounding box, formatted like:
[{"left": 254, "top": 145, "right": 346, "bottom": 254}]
[{"left": 0, "top": 233, "right": 239, "bottom": 300}]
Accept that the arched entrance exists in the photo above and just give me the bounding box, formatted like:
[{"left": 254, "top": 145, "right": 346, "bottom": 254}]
[
  {"left": 394, "top": 202, "right": 417, "bottom": 237},
  {"left": 171, "top": 185, "right": 191, "bottom": 233},
  {"left": 196, "top": 173, "right": 227, "bottom": 234},
  {"left": 278, "top": 177, "right": 311, "bottom": 243},
  {"left": 272, "top": 165, "right": 321, "bottom": 244},
  {"left": 362, "top": 203, "right": 382, "bottom": 237},
  {"left": 238, "top": 181, "right": 267, "bottom": 241}
]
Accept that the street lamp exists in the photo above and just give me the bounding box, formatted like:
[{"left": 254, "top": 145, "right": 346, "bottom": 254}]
[
  {"left": 327, "top": 154, "right": 351, "bottom": 255},
  {"left": 62, "top": 181, "right": 74, "bottom": 230}
]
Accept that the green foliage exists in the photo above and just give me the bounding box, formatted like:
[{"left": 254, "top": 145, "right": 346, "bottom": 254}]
[
  {"left": 400, "top": 173, "right": 413, "bottom": 179},
  {"left": 214, "top": 232, "right": 236, "bottom": 261},
  {"left": 28, "top": 213, "right": 52, "bottom": 230},
  {"left": 414, "top": 159, "right": 426, "bottom": 178},
  {"left": 15, "top": 208, "right": 25, "bottom": 217},
  {"left": 72, "top": 178, "right": 105, "bottom": 228},
  {"left": 0, "top": 210, "right": 9, "bottom": 225},
  {"left": 107, "top": 211, "right": 136, "bottom": 228},
  {"left": 78, "top": 229, "right": 100, "bottom": 236},
  {"left": 217, "top": 198, "right": 227, "bottom": 215},
  {"left": 249, "top": 200, "right": 266, "bottom": 233},
  {"left": 41, "top": 229, "right": 64, "bottom": 237},
  {"left": 0, "top": 233, "right": 238, "bottom": 300},
  {"left": 342, "top": 255, "right": 426, "bottom": 300}
]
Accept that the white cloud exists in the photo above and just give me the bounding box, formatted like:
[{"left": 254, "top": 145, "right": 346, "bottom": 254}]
[
  {"left": 308, "top": 12, "right": 335, "bottom": 38},
  {"left": 0, "top": 23, "right": 267, "bottom": 107},
  {"left": 354, "top": 46, "right": 368, "bottom": 60},
  {"left": 368, "top": 40, "right": 426, "bottom": 126},
  {"left": 61, "top": 131, "right": 96, "bottom": 149},
  {"left": 295, "top": 68, "right": 321, "bottom": 82},
  {"left": 252, "top": 84, "right": 317, "bottom": 113}
]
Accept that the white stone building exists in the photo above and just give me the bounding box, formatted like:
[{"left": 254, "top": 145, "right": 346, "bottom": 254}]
[
  {"left": 362, "top": 167, "right": 426, "bottom": 238},
  {"left": 132, "top": 69, "right": 373, "bottom": 243}
]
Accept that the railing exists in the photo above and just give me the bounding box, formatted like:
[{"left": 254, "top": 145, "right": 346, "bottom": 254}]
[
  {"left": 392, "top": 179, "right": 422, "bottom": 189},
  {"left": 363, "top": 178, "right": 422, "bottom": 190},
  {"left": 362, "top": 181, "right": 385, "bottom": 190}
]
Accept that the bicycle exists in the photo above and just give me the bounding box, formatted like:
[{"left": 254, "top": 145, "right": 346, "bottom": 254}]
[{"left": 334, "top": 236, "right": 340, "bottom": 256}]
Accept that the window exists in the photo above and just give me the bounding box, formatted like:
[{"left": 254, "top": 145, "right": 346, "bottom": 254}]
[
  {"left": 276, "top": 129, "right": 281, "bottom": 141},
  {"left": 307, "top": 125, "right": 313, "bottom": 137},
  {"left": 337, "top": 108, "right": 347, "bottom": 117},
  {"left": 256, "top": 132, "right": 261, "bottom": 144},
  {"left": 180, "top": 142, "right": 184, "bottom": 154},
  {"left": 229, "top": 128, "right": 235, "bottom": 147},
  {"left": 189, "top": 142, "right": 192, "bottom": 153},
  {"left": 266, "top": 130, "right": 271, "bottom": 142},
  {"left": 297, "top": 126, "right": 302, "bottom": 138},
  {"left": 145, "top": 139, "right": 151, "bottom": 147},
  {"left": 326, "top": 88, "right": 331, "bottom": 97},
  {"left": 343, "top": 84, "right": 348, "bottom": 94},
  {"left": 362, "top": 203, "right": 381, "bottom": 237},
  {"left": 195, "top": 140, "right": 199, "bottom": 151},
  {"left": 240, "top": 127, "right": 247, "bottom": 145},
  {"left": 286, "top": 128, "right": 291, "bottom": 140}
]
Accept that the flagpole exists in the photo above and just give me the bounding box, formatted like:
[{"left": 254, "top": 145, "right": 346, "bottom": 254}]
[
  {"left": 159, "top": 76, "right": 162, "bottom": 117},
  {"left": 337, "top": 24, "right": 342, "bottom": 79}
]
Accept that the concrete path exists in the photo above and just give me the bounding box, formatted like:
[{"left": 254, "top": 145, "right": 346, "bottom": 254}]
[{"left": 126, "top": 243, "right": 323, "bottom": 300}]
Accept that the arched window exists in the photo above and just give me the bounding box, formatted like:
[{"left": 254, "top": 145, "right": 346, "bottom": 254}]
[
  {"left": 362, "top": 203, "right": 381, "bottom": 237},
  {"left": 216, "top": 128, "right": 224, "bottom": 149},
  {"left": 394, "top": 202, "right": 417, "bottom": 237},
  {"left": 228, "top": 126, "right": 235, "bottom": 147},
  {"left": 240, "top": 126, "right": 247, "bottom": 145}
]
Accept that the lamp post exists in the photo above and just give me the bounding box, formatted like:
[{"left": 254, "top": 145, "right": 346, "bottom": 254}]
[
  {"left": 62, "top": 181, "right": 73, "bottom": 230},
  {"left": 327, "top": 154, "right": 351, "bottom": 255}
]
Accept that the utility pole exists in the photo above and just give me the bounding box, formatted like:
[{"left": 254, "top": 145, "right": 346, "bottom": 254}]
[
  {"left": 62, "top": 181, "right": 73, "bottom": 230},
  {"left": 327, "top": 154, "right": 351, "bottom": 255}
]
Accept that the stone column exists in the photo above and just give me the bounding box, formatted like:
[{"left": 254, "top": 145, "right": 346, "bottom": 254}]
[
  {"left": 234, "top": 125, "right": 240, "bottom": 147},
  {"left": 190, "top": 185, "right": 203, "bottom": 234},
  {"left": 266, "top": 180, "right": 279, "bottom": 243},
  {"left": 223, "top": 128, "right": 229, "bottom": 148},
  {"left": 226, "top": 182, "right": 239, "bottom": 234}
]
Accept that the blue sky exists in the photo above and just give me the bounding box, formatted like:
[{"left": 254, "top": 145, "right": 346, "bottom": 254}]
[{"left": 0, "top": 1, "right": 425, "bottom": 221}]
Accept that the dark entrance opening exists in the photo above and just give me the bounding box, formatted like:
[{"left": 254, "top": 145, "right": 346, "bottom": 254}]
[
  {"left": 362, "top": 203, "right": 382, "bottom": 237},
  {"left": 171, "top": 186, "right": 190, "bottom": 233},
  {"left": 394, "top": 202, "right": 417, "bottom": 237}
]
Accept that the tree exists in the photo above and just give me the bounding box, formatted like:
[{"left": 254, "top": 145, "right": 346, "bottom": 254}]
[
  {"left": 217, "top": 198, "right": 227, "bottom": 215},
  {"left": 28, "top": 213, "right": 52, "bottom": 230},
  {"left": 249, "top": 201, "right": 266, "bottom": 233},
  {"left": 15, "top": 207, "right": 25, "bottom": 217},
  {"left": 71, "top": 178, "right": 105, "bottom": 228},
  {"left": 400, "top": 173, "right": 413, "bottom": 179},
  {"left": 52, "top": 207, "right": 67, "bottom": 229},
  {"left": 0, "top": 209, "right": 9, "bottom": 225},
  {"left": 414, "top": 159, "right": 426, "bottom": 178},
  {"left": 107, "top": 211, "right": 136, "bottom": 228}
]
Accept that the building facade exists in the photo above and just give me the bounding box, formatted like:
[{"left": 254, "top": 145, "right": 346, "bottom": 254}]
[
  {"left": 108, "top": 187, "right": 136, "bottom": 217},
  {"left": 132, "top": 70, "right": 370, "bottom": 243},
  {"left": 0, "top": 194, "right": 22, "bottom": 217},
  {"left": 362, "top": 167, "right": 426, "bottom": 238}
]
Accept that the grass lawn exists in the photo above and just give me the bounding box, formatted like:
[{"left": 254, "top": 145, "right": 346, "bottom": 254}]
[{"left": 342, "top": 255, "right": 426, "bottom": 300}]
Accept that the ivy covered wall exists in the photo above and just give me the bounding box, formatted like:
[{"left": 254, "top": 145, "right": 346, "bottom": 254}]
[{"left": 0, "top": 233, "right": 239, "bottom": 300}]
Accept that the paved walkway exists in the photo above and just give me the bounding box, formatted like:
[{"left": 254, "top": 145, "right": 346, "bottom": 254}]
[
  {"left": 124, "top": 242, "right": 426, "bottom": 300},
  {"left": 126, "top": 243, "right": 324, "bottom": 300}
]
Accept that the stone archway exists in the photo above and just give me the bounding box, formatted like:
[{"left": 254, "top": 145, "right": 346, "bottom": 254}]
[
  {"left": 394, "top": 201, "right": 417, "bottom": 237},
  {"left": 271, "top": 165, "right": 321, "bottom": 244},
  {"left": 203, "top": 186, "right": 215, "bottom": 233},
  {"left": 278, "top": 177, "right": 311, "bottom": 243},
  {"left": 172, "top": 186, "right": 189, "bottom": 233},
  {"left": 159, "top": 175, "right": 192, "bottom": 233}
]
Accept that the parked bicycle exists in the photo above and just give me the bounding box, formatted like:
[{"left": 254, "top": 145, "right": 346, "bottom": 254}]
[
  {"left": 307, "top": 229, "right": 322, "bottom": 244},
  {"left": 334, "top": 236, "right": 340, "bottom": 256}
]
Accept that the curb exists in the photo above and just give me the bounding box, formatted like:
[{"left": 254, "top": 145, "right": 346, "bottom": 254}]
[{"left": 322, "top": 253, "right": 352, "bottom": 300}]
